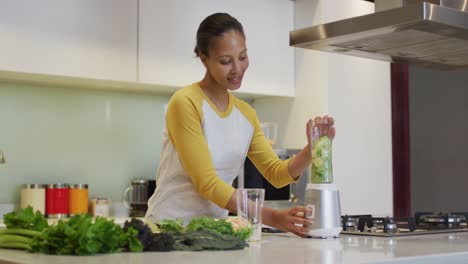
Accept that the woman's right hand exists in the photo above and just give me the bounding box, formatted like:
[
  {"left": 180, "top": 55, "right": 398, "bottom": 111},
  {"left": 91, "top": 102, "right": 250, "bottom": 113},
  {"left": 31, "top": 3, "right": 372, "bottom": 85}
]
[{"left": 270, "top": 206, "right": 313, "bottom": 237}]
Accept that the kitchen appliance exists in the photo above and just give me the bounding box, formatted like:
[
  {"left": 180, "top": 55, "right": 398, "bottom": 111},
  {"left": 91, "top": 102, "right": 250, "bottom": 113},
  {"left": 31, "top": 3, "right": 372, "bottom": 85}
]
[
  {"left": 242, "top": 149, "right": 309, "bottom": 204},
  {"left": 290, "top": 0, "right": 468, "bottom": 69},
  {"left": 123, "top": 179, "right": 156, "bottom": 217},
  {"left": 341, "top": 211, "right": 468, "bottom": 236},
  {"left": 305, "top": 119, "right": 342, "bottom": 238}
]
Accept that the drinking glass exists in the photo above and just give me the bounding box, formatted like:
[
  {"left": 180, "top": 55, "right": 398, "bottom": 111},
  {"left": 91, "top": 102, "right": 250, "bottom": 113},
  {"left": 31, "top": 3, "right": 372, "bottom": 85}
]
[
  {"left": 261, "top": 122, "right": 278, "bottom": 146},
  {"left": 237, "top": 188, "right": 265, "bottom": 242}
]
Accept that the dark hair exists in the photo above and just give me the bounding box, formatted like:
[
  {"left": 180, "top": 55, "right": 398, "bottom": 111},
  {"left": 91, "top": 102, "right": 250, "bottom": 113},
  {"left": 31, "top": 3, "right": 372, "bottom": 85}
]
[{"left": 194, "top": 13, "right": 245, "bottom": 57}]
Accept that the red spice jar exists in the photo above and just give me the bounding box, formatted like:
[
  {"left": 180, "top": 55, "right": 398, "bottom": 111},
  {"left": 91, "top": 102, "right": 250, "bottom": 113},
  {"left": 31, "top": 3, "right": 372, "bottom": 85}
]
[{"left": 46, "top": 183, "right": 69, "bottom": 218}]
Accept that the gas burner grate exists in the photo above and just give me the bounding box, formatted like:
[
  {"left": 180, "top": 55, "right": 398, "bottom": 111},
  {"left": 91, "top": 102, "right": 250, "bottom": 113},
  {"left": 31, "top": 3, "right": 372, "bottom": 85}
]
[{"left": 415, "top": 212, "right": 467, "bottom": 229}]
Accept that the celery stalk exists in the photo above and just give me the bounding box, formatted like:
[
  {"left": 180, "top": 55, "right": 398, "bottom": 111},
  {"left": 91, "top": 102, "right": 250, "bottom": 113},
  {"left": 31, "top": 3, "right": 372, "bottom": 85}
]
[
  {"left": 0, "top": 234, "right": 32, "bottom": 244},
  {"left": 0, "top": 229, "right": 41, "bottom": 238},
  {"left": 0, "top": 242, "right": 32, "bottom": 251}
]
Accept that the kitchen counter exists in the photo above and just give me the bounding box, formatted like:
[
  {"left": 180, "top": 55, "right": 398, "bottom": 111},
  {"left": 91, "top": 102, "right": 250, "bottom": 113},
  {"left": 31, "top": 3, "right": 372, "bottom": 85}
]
[{"left": 2, "top": 232, "right": 468, "bottom": 264}]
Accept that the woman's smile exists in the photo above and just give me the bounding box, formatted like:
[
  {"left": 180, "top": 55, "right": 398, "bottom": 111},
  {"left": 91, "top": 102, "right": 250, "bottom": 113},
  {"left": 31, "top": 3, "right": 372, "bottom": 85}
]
[{"left": 227, "top": 75, "right": 243, "bottom": 85}]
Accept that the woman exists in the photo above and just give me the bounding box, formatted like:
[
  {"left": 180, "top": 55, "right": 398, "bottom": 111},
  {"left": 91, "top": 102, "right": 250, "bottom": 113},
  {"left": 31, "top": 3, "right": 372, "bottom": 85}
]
[{"left": 145, "top": 13, "right": 335, "bottom": 237}]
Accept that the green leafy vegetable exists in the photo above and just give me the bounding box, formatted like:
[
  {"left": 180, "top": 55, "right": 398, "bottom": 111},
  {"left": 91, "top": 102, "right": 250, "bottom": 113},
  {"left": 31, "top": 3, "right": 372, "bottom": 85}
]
[
  {"left": 2, "top": 208, "right": 248, "bottom": 254},
  {"left": 186, "top": 217, "right": 252, "bottom": 241},
  {"left": 30, "top": 214, "right": 142, "bottom": 255},
  {"left": 123, "top": 218, "right": 152, "bottom": 251},
  {"left": 124, "top": 218, "right": 175, "bottom": 252},
  {"left": 147, "top": 233, "right": 175, "bottom": 252},
  {"left": 158, "top": 219, "right": 184, "bottom": 234},
  {"left": 3, "top": 206, "right": 48, "bottom": 231},
  {"left": 0, "top": 211, "right": 43, "bottom": 251},
  {"left": 173, "top": 229, "right": 248, "bottom": 251},
  {"left": 119, "top": 226, "right": 143, "bottom": 253},
  {"left": 186, "top": 217, "right": 233, "bottom": 234},
  {"left": 232, "top": 226, "right": 253, "bottom": 241}
]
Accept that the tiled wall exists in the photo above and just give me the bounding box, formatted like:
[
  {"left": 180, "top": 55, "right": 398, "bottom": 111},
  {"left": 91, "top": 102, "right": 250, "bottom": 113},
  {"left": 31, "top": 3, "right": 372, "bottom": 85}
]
[{"left": 0, "top": 82, "right": 170, "bottom": 204}]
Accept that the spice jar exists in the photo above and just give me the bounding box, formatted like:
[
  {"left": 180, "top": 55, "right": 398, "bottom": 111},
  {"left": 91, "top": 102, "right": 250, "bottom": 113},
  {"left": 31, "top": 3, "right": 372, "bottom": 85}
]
[
  {"left": 90, "top": 197, "right": 110, "bottom": 217},
  {"left": 20, "top": 184, "right": 46, "bottom": 214},
  {"left": 46, "top": 183, "right": 69, "bottom": 218},
  {"left": 69, "top": 184, "right": 89, "bottom": 215}
]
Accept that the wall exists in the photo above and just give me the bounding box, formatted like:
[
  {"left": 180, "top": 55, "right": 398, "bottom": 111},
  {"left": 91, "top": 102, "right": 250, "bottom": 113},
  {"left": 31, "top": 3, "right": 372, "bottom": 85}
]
[
  {"left": 253, "top": 0, "right": 393, "bottom": 216},
  {"left": 409, "top": 65, "right": 468, "bottom": 214},
  {"left": 0, "top": 83, "right": 170, "bottom": 204}
]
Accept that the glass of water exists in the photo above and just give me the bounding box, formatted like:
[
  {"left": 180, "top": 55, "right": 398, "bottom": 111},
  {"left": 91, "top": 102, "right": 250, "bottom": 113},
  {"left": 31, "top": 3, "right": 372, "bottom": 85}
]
[{"left": 236, "top": 188, "right": 265, "bottom": 242}]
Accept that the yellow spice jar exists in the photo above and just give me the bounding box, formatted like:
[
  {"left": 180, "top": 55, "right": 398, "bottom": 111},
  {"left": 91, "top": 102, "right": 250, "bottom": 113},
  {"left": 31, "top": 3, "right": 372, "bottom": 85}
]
[{"left": 69, "top": 184, "right": 89, "bottom": 215}]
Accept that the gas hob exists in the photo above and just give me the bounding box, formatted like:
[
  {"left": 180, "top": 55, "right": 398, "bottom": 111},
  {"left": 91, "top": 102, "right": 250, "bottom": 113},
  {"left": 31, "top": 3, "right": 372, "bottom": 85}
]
[{"left": 341, "top": 212, "right": 468, "bottom": 237}]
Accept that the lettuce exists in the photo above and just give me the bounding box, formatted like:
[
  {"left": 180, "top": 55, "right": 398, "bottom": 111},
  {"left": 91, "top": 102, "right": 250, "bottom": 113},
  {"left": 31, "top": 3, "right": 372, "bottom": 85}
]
[{"left": 4, "top": 206, "right": 48, "bottom": 232}]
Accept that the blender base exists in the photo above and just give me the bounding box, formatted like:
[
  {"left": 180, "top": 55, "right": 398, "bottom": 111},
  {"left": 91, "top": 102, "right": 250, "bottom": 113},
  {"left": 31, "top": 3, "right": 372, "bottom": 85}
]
[
  {"left": 305, "top": 184, "right": 342, "bottom": 239},
  {"left": 307, "top": 227, "right": 342, "bottom": 239}
]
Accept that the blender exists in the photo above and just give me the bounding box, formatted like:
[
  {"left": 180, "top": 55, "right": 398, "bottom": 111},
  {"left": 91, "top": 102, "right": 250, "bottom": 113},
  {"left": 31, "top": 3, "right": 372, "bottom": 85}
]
[{"left": 305, "top": 119, "right": 342, "bottom": 238}]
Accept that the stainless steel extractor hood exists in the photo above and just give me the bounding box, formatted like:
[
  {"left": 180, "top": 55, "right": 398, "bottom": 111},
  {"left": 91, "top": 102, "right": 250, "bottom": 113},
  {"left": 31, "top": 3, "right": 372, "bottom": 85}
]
[{"left": 290, "top": 0, "right": 468, "bottom": 69}]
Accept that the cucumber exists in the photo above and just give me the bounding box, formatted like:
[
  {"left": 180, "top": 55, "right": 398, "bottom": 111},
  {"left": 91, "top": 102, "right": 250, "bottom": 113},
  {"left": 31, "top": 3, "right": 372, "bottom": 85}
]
[{"left": 311, "top": 136, "right": 333, "bottom": 183}]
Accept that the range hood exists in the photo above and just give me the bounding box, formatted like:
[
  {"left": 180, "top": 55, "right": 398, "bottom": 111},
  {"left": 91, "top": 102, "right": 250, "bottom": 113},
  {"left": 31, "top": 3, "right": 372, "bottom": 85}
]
[{"left": 290, "top": 0, "right": 468, "bottom": 69}]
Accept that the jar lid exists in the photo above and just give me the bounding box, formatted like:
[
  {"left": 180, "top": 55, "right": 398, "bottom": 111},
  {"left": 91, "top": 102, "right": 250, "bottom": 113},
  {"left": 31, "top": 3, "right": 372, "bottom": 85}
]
[
  {"left": 46, "top": 183, "right": 69, "bottom": 189},
  {"left": 23, "top": 184, "right": 45, "bottom": 189},
  {"left": 96, "top": 198, "right": 110, "bottom": 204},
  {"left": 132, "top": 179, "right": 148, "bottom": 185},
  {"left": 71, "top": 184, "right": 88, "bottom": 189}
]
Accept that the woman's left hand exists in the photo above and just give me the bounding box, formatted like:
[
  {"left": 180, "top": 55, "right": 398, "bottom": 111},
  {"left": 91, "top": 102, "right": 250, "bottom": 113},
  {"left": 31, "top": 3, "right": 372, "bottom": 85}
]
[{"left": 270, "top": 206, "right": 313, "bottom": 237}]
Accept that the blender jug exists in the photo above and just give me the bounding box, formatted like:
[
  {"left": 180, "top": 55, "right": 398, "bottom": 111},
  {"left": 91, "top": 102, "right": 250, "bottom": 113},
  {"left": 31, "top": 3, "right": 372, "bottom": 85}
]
[
  {"left": 305, "top": 118, "right": 342, "bottom": 238},
  {"left": 310, "top": 120, "right": 333, "bottom": 184}
]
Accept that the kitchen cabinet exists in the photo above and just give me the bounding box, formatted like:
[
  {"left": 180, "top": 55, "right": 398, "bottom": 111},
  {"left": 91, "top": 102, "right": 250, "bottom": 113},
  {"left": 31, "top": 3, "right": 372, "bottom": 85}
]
[
  {"left": 0, "top": 0, "right": 137, "bottom": 82},
  {"left": 139, "top": 0, "right": 295, "bottom": 97}
]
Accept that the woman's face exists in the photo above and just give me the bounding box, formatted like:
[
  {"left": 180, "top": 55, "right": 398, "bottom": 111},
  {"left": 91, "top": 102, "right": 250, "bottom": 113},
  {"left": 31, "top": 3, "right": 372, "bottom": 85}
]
[{"left": 201, "top": 30, "right": 249, "bottom": 91}]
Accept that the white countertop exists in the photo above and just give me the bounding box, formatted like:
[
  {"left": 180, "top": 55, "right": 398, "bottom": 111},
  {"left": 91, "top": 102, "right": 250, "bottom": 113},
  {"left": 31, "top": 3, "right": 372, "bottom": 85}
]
[{"left": 2, "top": 232, "right": 468, "bottom": 264}]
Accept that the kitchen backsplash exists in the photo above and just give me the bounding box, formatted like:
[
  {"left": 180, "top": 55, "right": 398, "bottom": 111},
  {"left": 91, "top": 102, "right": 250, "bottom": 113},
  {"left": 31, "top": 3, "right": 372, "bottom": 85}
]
[{"left": 0, "top": 82, "right": 170, "bottom": 205}]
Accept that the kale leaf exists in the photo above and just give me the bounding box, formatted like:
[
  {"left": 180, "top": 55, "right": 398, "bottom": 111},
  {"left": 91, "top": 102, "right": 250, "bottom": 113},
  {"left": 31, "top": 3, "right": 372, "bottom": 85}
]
[
  {"left": 123, "top": 218, "right": 153, "bottom": 251},
  {"left": 123, "top": 218, "right": 175, "bottom": 252},
  {"left": 147, "top": 233, "right": 175, "bottom": 252},
  {"left": 173, "top": 229, "right": 248, "bottom": 251}
]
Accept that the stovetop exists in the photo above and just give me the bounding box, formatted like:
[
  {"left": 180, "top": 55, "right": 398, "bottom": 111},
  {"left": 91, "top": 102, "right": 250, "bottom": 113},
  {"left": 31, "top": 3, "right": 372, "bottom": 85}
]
[{"left": 341, "top": 212, "right": 468, "bottom": 237}]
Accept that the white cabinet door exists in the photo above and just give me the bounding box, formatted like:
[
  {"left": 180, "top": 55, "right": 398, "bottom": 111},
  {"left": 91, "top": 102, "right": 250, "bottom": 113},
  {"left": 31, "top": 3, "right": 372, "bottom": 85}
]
[
  {"left": 0, "top": 0, "right": 137, "bottom": 82},
  {"left": 139, "top": 0, "right": 294, "bottom": 97}
]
